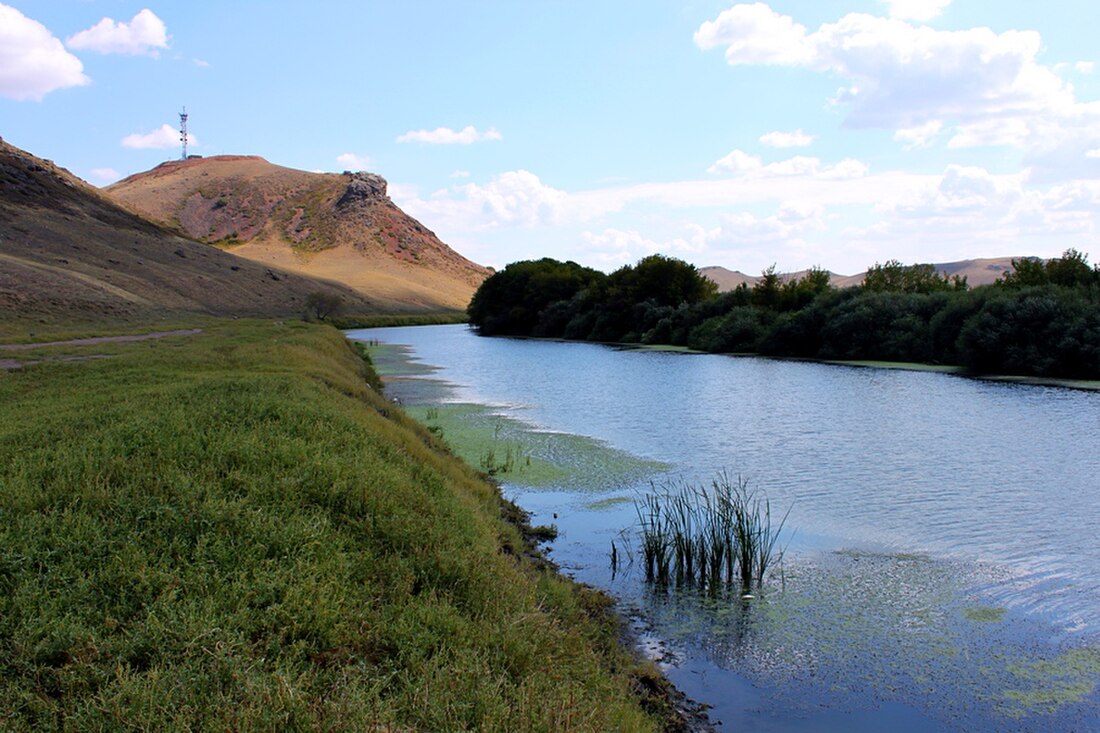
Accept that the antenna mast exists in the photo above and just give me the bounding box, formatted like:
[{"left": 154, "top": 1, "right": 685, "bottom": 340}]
[{"left": 179, "top": 107, "right": 189, "bottom": 160}]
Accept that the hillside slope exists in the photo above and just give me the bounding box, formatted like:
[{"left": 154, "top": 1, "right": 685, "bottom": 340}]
[
  {"left": 0, "top": 139, "right": 378, "bottom": 328},
  {"left": 106, "top": 156, "right": 489, "bottom": 311}
]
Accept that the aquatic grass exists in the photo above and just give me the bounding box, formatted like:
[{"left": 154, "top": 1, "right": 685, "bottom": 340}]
[{"left": 633, "top": 474, "right": 789, "bottom": 593}]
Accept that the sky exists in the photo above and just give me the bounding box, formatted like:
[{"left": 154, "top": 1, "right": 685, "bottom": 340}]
[{"left": 2, "top": 1, "right": 1100, "bottom": 276}]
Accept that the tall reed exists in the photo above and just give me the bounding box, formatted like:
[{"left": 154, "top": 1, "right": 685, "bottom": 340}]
[{"left": 633, "top": 473, "right": 789, "bottom": 593}]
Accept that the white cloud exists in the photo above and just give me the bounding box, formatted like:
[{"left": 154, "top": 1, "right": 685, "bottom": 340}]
[
  {"left": 694, "top": 3, "right": 814, "bottom": 66},
  {"left": 66, "top": 9, "right": 168, "bottom": 57},
  {"left": 336, "top": 152, "right": 372, "bottom": 169},
  {"left": 395, "top": 170, "right": 567, "bottom": 231},
  {"left": 759, "top": 129, "right": 814, "bottom": 148},
  {"left": 579, "top": 226, "right": 713, "bottom": 268},
  {"left": 894, "top": 120, "right": 944, "bottom": 149},
  {"left": 709, "top": 151, "right": 869, "bottom": 180},
  {"left": 89, "top": 167, "right": 120, "bottom": 184},
  {"left": 0, "top": 4, "right": 88, "bottom": 101},
  {"left": 1077, "top": 62, "right": 1096, "bottom": 74},
  {"left": 193, "top": 58, "right": 210, "bottom": 68},
  {"left": 879, "top": 0, "right": 952, "bottom": 22},
  {"left": 581, "top": 229, "right": 666, "bottom": 267},
  {"left": 121, "top": 123, "right": 195, "bottom": 150},
  {"left": 708, "top": 149, "right": 762, "bottom": 174},
  {"left": 697, "top": 5, "right": 1076, "bottom": 143},
  {"left": 392, "top": 160, "right": 1100, "bottom": 275},
  {"left": 450, "top": 170, "right": 471, "bottom": 178},
  {"left": 396, "top": 125, "right": 502, "bottom": 144},
  {"left": 1087, "top": 149, "right": 1100, "bottom": 160},
  {"left": 947, "top": 118, "right": 1033, "bottom": 149}
]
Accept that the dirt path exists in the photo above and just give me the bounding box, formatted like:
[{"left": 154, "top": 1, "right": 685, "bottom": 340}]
[{"left": 0, "top": 328, "right": 202, "bottom": 352}]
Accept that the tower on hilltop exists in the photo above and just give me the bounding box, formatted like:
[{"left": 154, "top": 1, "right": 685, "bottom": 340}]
[{"left": 179, "top": 107, "right": 189, "bottom": 160}]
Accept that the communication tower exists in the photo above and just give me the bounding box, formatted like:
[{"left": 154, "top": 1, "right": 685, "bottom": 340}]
[{"left": 179, "top": 107, "right": 189, "bottom": 160}]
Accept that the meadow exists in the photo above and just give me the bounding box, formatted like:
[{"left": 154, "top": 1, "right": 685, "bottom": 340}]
[{"left": 0, "top": 320, "right": 672, "bottom": 731}]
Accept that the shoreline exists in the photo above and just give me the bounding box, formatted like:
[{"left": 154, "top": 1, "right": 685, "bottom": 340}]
[{"left": 488, "top": 330, "right": 1100, "bottom": 392}]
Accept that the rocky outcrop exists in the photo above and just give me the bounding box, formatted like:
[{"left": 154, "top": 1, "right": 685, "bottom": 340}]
[{"left": 337, "top": 172, "right": 388, "bottom": 209}]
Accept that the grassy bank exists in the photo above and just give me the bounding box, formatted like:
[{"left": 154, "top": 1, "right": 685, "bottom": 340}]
[
  {"left": 331, "top": 311, "right": 468, "bottom": 329},
  {"left": 0, "top": 320, "right": 668, "bottom": 731}
]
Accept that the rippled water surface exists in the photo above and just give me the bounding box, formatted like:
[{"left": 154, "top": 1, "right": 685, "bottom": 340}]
[{"left": 349, "top": 325, "right": 1100, "bottom": 732}]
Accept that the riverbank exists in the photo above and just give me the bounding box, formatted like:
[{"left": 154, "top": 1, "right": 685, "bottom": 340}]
[
  {"left": 353, "top": 323, "right": 1100, "bottom": 731},
  {"left": 0, "top": 319, "right": 687, "bottom": 731},
  {"left": 507, "top": 334, "right": 1100, "bottom": 392}
]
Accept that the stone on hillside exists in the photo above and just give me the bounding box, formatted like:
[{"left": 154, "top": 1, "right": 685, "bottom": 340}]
[{"left": 337, "top": 172, "right": 388, "bottom": 208}]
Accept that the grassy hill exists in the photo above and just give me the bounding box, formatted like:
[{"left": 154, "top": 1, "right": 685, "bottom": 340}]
[
  {"left": 0, "top": 139, "right": 384, "bottom": 337},
  {"left": 0, "top": 321, "right": 676, "bottom": 731},
  {"left": 106, "top": 156, "right": 489, "bottom": 312}
]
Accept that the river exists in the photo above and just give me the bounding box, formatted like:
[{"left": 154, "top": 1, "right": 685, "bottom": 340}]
[{"left": 348, "top": 324, "right": 1100, "bottom": 732}]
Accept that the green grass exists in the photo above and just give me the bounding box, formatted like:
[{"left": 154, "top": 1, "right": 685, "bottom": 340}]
[
  {"left": 635, "top": 474, "right": 789, "bottom": 592},
  {"left": 0, "top": 319, "right": 663, "bottom": 731},
  {"left": 331, "top": 312, "right": 468, "bottom": 329}
]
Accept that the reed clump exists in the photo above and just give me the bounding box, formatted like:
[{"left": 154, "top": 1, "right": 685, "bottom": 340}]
[{"left": 635, "top": 473, "right": 789, "bottom": 593}]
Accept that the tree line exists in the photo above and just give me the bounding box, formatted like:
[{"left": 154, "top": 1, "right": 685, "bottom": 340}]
[{"left": 467, "top": 251, "right": 1100, "bottom": 380}]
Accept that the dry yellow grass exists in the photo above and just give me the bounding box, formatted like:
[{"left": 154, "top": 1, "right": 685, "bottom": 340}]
[{"left": 107, "top": 156, "right": 489, "bottom": 311}]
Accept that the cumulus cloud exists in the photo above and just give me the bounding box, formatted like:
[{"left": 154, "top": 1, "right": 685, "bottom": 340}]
[
  {"left": 694, "top": 3, "right": 814, "bottom": 66},
  {"left": 394, "top": 170, "right": 568, "bottom": 232},
  {"left": 121, "top": 123, "right": 195, "bottom": 150},
  {"left": 760, "top": 129, "right": 814, "bottom": 148},
  {"left": 396, "top": 125, "right": 502, "bottom": 144},
  {"left": 894, "top": 120, "right": 944, "bottom": 149},
  {"left": 696, "top": 4, "right": 1077, "bottom": 148},
  {"left": 879, "top": 0, "right": 952, "bottom": 22},
  {"left": 66, "top": 9, "right": 168, "bottom": 56},
  {"left": 708, "top": 149, "right": 762, "bottom": 174},
  {"left": 392, "top": 158, "right": 1100, "bottom": 275},
  {"left": 0, "top": 4, "right": 89, "bottom": 101},
  {"left": 709, "top": 150, "right": 868, "bottom": 179},
  {"left": 336, "top": 152, "right": 372, "bottom": 169},
  {"left": 579, "top": 227, "right": 714, "bottom": 268},
  {"left": 581, "top": 229, "right": 667, "bottom": 267}
]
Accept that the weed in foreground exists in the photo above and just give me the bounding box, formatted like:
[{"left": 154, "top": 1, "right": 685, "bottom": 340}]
[{"left": 634, "top": 473, "right": 790, "bottom": 594}]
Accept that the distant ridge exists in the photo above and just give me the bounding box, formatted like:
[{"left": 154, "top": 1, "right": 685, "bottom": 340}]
[
  {"left": 107, "top": 155, "right": 489, "bottom": 311},
  {"left": 701, "top": 257, "right": 1022, "bottom": 291},
  {"left": 0, "top": 138, "right": 377, "bottom": 325}
]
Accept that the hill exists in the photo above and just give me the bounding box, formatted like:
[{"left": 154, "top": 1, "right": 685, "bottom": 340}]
[
  {"left": 0, "top": 138, "right": 381, "bottom": 332},
  {"left": 701, "top": 257, "right": 1021, "bottom": 291},
  {"left": 106, "top": 156, "right": 489, "bottom": 311}
]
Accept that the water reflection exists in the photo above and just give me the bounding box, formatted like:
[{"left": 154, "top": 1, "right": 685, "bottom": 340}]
[{"left": 348, "top": 325, "right": 1100, "bottom": 732}]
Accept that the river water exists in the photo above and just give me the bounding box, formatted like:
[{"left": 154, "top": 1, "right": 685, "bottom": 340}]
[{"left": 348, "top": 324, "right": 1100, "bottom": 732}]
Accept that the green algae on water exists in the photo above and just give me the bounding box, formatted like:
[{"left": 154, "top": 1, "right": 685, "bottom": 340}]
[
  {"left": 964, "top": 605, "right": 1007, "bottom": 623},
  {"left": 407, "top": 402, "right": 668, "bottom": 491},
  {"left": 1000, "top": 648, "right": 1100, "bottom": 717}
]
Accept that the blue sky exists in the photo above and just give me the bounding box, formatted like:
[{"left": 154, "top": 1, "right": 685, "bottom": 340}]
[{"left": 3, "top": 1, "right": 1099, "bottom": 275}]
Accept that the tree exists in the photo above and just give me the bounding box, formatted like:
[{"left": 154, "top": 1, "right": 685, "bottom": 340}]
[
  {"left": 467, "top": 259, "right": 606, "bottom": 336},
  {"left": 863, "top": 260, "right": 967, "bottom": 294},
  {"left": 304, "top": 292, "right": 343, "bottom": 321}
]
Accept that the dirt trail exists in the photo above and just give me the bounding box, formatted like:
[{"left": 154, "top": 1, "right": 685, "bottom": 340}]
[{"left": 0, "top": 328, "right": 202, "bottom": 352}]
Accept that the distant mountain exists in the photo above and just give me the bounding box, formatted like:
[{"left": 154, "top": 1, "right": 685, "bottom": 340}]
[
  {"left": 701, "top": 258, "right": 1022, "bottom": 291},
  {"left": 0, "top": 138, "right": 378, "bottom": 325},
  {"left": 698, "top": 266, "right": 757, "bottom": 291},
  {"left": 106, "top": 156, "right": 489, "bottom": 311}
]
